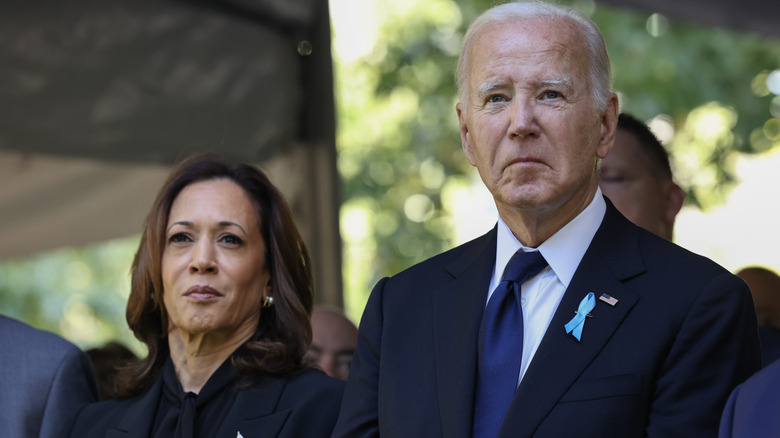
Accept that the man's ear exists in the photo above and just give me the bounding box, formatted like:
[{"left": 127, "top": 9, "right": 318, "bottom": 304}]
[
  {"left": 664, "top": 181, "right": 685, "bottom": 225},
  {"left": 457, "top": 102, "right": 477, "bottom": 166},
  {"left": 596, "top": 94, "right": 619, "bottom": 159}
]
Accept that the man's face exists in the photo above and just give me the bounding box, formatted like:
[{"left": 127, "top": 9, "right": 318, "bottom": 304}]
[
  {"left": 307, "top": 309, "right": 358, "bottom": 381},
  {"left": 457, "top": 19, "right": 616, "bottom": 223},
  {"left": 600, "top": 129, "right": 669, "bottom": 238}
]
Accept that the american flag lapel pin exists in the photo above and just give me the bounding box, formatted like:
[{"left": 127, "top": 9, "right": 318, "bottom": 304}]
[{"left": 599, "top": 293, "right": 618, "bottom": 306}]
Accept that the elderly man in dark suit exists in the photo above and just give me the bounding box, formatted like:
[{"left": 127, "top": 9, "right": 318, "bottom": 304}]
[
  {"left": 332, "top": 2, "right": 761, "bottom": 437},
  {"left": 0, "top": 314, "right": 97, "bottom": 438}
]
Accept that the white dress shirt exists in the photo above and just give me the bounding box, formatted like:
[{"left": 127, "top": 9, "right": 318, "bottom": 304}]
[{"left": 487, "top": 188, "right": 606, "bottom": 384}]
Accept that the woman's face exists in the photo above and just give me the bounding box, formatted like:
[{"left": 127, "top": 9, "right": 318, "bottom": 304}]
[{"left": 162, "top": 178, "right": 270, "bottom": 341}]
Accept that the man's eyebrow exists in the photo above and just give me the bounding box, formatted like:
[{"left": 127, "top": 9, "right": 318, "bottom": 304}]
[
  {"left": 476, "top": 81, "right": 507, "bottom": 96},
  {"left": 537, "top": 77, "right": 573, "bottom": 90}
]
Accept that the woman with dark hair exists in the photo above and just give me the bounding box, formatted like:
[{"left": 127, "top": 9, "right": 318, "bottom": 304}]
[{"left": 70, "top": 153, "right": 344, "bottom": 437}]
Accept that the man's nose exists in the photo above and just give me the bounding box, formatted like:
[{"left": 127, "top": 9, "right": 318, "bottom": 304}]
[
  {"left": 507, "top": 98, "right": 539, "bottom": 139},
  {"left": 319, "top": 355, "right": 336, "bottom": 377}
]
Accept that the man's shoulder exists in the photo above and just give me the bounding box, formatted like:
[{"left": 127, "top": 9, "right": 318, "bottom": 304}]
[
  {"left": 743, "top": 358, "right": 780, "bottom": 392},
  {"left": 284, "top": 368, "right": 346, "bottom": 396},
  {"left": 598, "top": 206, "right": 732, "bottom": 280},
  {"left": 389, "top": 228, "right": 495, "bottom": 281},
  {"left": 636, "top": 227, "right": 732, "bottom": 278},
  {"left": 727, "top": 358, "right": 780, "bottom": 422},
  {"left": 0, "top": 314, "right": 82, "bottom": 357}
]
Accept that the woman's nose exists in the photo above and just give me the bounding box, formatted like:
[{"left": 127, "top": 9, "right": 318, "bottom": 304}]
[{"left": 189, "top": 240, "right": 217, "bottom": 274}]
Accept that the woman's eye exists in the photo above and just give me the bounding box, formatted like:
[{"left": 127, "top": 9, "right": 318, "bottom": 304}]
[
  {"left": 169, "top": 233, "right": 191, "bottom": 243},
  {"left": 220, "top": 234, "right": 243, "bottom": 245}
]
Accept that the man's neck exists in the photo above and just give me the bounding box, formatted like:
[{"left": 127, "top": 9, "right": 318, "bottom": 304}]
[{"left": 497, "top": 184, "right": 598, "bottom": 248}]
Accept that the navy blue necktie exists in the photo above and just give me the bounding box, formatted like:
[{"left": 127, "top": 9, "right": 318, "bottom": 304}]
[{"left": 473, "top": 250, "right": 548, "bottom": 438}]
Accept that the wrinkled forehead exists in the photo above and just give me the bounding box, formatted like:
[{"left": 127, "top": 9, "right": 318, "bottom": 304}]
[{"left": 467, "top": 18, "right": 591, "bottom": 87}]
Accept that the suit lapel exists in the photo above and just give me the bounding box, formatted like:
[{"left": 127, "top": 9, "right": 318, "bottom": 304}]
[
  {"left": 215, "top": 376, "right": 290, "bottom": 438},
  {"left": 500, "top": 202, "right": 645, "bottom": 438},
  {"left": 434, "top": 228, "right": 497, "bottom": 438},
  {"left": 107, "top": 378, "right": 164, "bottom": 438}
]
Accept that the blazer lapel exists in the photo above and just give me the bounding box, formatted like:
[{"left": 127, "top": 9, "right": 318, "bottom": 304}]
[
  {"left": 500, "top": 202, "right": 645, "bottom": 438},
  {"left": 215, "top": 376, "right": 290, "bottom": 438},
  {"left": 107, "top": 378, "right": 163, "bottom": 438},
  {"left": 434, "top": 228, "right": 497, "bottom": 438}
]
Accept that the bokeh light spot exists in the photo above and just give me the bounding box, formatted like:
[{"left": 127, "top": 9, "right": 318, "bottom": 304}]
[
  {"left": 420, "top": 159, "right": 446, "bottom": 190},
  {"left": 767, "top": 70, "right": 780, "bottom": 95},
  {"left": 764, "top": 118, "right": 780, "bottom": 141},
  {"left": 752, "top": 71, "right": 770, "bottom": 97},
  {"left": 404, "top": 194, "right": 435, "bottom": 223},
  {"left": 648, "top": 114, "right": 675, "bottom": 144},
  {"left": 646, "top": 13, "right": 669, "bottom": 38},
  {"left": 771, "top": 95, "right": 780, "bottom": 119},
  {"left": 65, "top": 261, "right": 92, "bottom": 290}
]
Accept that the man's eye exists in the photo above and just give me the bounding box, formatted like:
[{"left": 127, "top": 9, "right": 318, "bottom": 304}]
[
  {"left": 220, "top": 234, "right": 243, "bottom": 245},
  {"left": 169, "top": 233, "right": 191, "bottom": 243},
  {"left": 488, "top": 95, "right": 506, "bottom": 103},
  {"left": 543, "top": 90, "right": 561, "bottom": 99},
  {"left": 600, "top": 174, "right": 626, "bottom": 183}
]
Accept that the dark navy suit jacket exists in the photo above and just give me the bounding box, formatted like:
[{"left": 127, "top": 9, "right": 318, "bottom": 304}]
[
  {"left": 70, "top": 368, "right": 343, "bottom": 437},
  {"left": 333, "top": 200, "right": 761, "bottom": 438},
  {"left": 719, "top": 357, "right": 780, "bottom": 437},
  {"left": 0, "top": 315, "right": 97, "bottom": 438}
]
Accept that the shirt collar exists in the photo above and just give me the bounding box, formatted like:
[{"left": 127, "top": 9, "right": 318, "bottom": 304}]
[{"left": 495, "top": 187, "right": 606, "bottom": 288}]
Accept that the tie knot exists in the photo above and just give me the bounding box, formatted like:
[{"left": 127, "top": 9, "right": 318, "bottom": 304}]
[{"left": 501, "top": 250, "right": 547, "bottom": 285}]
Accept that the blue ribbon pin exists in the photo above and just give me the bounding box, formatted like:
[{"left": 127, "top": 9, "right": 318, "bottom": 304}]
[{"left": 565, "top": 292, "right": 596, "bottom": 341}]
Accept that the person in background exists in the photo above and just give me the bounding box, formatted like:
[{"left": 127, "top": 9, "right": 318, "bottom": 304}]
[
  {"left": 70, "top": 153, "right": 343, "bottom": 437},
  {"left": 332, "top": 2, "right": 760, "bottom": 437},
  {"left": 737, "top": 266, "right": 780, "bottom": 366},
  {"left": 719, "top": 358, "right": 780, "bottom": 437},
  {"left": 308, "top": 306, "right": 358, "bottom": 380},
  {"left": 0, "top": 314, "right": 97, "bottom": 438},
  {"left": 86, "top": 341, "right": 139, "bottom": 401},
  {"left": 599, "top": 113, "right": 685, "bottom": 241}
]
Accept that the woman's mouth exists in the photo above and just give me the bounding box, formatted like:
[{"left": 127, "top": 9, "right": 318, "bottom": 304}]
[{"left": 184, "top": 285, "right": 223, "bottom": 301}]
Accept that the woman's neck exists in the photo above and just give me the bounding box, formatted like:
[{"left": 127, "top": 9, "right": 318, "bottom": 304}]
[{"left": 167, "top": 324, "right": 254, "bottom": 394}]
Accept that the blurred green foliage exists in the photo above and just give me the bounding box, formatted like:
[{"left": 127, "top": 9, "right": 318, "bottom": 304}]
[{"left": 0, "top": 236, "right": 144, "bottom": 354}]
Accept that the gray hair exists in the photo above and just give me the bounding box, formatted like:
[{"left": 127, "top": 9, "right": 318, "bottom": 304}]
[{"left": 455, "top": 1, "right": 612, "bottom": 112}]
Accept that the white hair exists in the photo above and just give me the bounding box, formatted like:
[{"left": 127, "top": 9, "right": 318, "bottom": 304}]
[{"left": 455, "top": 1, "right": 612, "bottom": 112}]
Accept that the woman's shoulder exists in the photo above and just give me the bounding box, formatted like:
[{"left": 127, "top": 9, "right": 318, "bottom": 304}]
[
  {"left": 266, "top": 368, "right": 345, "bottom": 437},
  {"left": 69, "top": 377, "right": 161, "bottom": 437},
  {"left": 279, "top": 368, "right": 345, "bottom": 402},
  {"left": 288, "top": 367, "right": 345, "bottom": 387},
  {"left": 69, "top": 397, "right": 139, "bottom": 436}
]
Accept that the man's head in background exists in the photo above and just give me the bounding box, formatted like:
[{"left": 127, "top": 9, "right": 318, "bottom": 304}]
[
  {"left": 308, "top": 306, "right": 358, "bottom": 380},
  {"left": 737, "top": 266, "right": 780, "bottom": 330},
  {"left": 599, "top": 113, "right": 685, "bottom": 240}
]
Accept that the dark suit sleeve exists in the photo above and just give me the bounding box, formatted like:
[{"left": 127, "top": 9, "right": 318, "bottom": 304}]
[
  {"left": 39, "top": 343, "right": 98, "bottom": 438},
  {"left": 647, "top": 271, "right": 760, "bottom": 436},
  {"left": 332, "top": 277, "right": 388, "bottom": 438}
]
